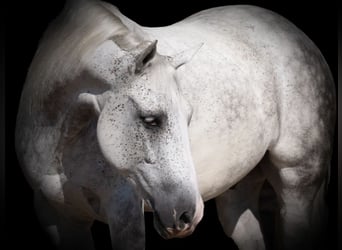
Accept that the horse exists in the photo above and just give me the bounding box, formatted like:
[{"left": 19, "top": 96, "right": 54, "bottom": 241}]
[{"left": 15, "top": 0, "right": 335, "bottom": 249}]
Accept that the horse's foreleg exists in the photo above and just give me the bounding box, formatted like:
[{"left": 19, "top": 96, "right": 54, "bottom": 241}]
[
  {"left": 216, "top": 167, "right": 266, "bottom": 250},
  {"left": 34, "top": 190, "right": 95, "bottom": 250},
  {"left": 262, "top": 153, "right": 329, "bottom": 250},
  {"left": 104, "top": 179, "right": 145, "bottom": 250}
]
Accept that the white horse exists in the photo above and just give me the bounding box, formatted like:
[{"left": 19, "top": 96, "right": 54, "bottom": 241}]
[{"left": 15, "top": 0, "right": 335, "bottom": 249}]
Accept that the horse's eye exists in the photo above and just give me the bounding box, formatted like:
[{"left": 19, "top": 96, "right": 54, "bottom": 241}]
[{"left": 140, "top": 116, "right": 161, "bottom": 128}]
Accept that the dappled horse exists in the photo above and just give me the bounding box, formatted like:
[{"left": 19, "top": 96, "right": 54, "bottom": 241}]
[{"left": 15, "top": 0, "right": 335, "bottom": 249}]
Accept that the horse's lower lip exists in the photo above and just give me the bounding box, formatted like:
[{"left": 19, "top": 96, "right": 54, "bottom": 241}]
[
  {"left": 165, "top": 226, "right": 194, "bottom": 238},
  {"left": 153, "top": 213, "right": 194, "bottom": 239}
]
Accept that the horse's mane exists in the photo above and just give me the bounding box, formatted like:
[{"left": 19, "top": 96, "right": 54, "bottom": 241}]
[
  {"left": 25, "top": 0, "right": 137, "bottom": 99},
  {"left": 16, "top": 0, "right": 146, "bottom": 183}
]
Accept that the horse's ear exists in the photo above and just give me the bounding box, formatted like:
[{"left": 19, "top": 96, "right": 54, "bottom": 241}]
[
  {"left": 130, "top": 40, "right": 158, "bottom": 74},
  {"left": 169, "top": 43, "right": 204, "bottom": 69}
]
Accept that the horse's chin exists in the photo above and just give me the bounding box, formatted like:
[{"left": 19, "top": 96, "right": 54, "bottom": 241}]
[{"left": 153, "top": 213, "right": 195, "bottom": 239}]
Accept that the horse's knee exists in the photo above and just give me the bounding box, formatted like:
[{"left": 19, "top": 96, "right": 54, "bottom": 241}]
[
  {"left": 216, "top": 170, "right": 266, "bottom": 250},
  {"left": 34, "top": 190, "right": 59, "bottom": 226},
  {"left": 216, "top": 194, "right": 265, "bottom": 250},
  {"left": 215, "top": 190, "right": 243, "bottom": 236},
  {"left": 34, "top": 190, "right": 96, "bottom": 250}
]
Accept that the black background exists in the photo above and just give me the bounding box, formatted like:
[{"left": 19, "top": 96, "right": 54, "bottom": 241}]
[{"left": 4, "top": 0, "right": 337, "bottom": 249}]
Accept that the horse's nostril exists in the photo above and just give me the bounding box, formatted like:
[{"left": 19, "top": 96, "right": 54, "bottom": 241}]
[
  {"left": 144, "top": 157, "right": 154, "bottom": 164},
  {"left": 179, "top": 211, "right": 191, "bottom": 224}
]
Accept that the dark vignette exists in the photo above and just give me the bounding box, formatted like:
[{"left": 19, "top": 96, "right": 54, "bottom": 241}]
[
  {"left": 0, "top": 0, "right": 5, "bottom": 243},
  {"left": 337, "top": 5, "right": 341, "bottom": 250},
  {"left": 4, "top": 1, "right": 337, "bottom": 249}
]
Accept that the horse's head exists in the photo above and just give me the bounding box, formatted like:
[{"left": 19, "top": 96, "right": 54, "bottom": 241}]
[{"left": 82, "top": 37, "right": 203, "bottom": 238}]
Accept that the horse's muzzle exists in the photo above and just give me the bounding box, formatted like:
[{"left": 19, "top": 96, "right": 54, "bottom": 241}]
[{"left": 153, "top": 196, "right": 204, "bottom": 239}]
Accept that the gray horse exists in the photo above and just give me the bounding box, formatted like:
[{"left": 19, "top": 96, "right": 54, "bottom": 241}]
[{"left": 15, "top": 0, "right": 335, "bottom": 249}]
